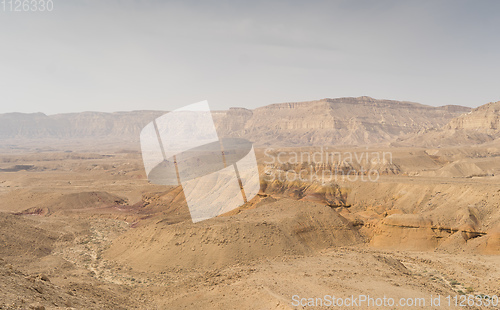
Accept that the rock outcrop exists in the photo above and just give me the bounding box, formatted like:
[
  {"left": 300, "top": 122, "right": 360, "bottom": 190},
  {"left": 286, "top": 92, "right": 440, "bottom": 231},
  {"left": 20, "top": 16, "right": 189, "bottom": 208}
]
[{"left": 396, "top": 100, "right": 500, "bottom": 147}]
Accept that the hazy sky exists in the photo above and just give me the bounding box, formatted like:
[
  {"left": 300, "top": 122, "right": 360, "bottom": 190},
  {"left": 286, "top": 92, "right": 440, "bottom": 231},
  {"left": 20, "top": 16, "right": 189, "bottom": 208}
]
[{"left": 1, "top": 0, "right": 499, "bottom": 114}]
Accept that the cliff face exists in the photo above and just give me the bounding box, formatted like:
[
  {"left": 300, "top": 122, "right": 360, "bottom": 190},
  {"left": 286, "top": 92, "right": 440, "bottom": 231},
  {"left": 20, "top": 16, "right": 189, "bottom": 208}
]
[
  {"left": 396, "top": 100, "right": 500, "bottom": 147},
  {"left": 0, "top": 97, "right": 470, "bottom": 149},
  {"left": 446, "top": 101, "right": 500, "bottom": 132},
  {"left": 214, "top": 97, "right": 470, "bottom": 146}
]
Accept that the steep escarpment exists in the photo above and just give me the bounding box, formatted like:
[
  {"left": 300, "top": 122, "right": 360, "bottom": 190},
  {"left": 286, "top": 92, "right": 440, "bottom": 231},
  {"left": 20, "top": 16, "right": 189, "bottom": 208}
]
[
  {"left": 0, "top": 97, "right": 469, "bottom": 150},
  {"left": 214, "top": 97, "right": 469, "bottom": 146},
  {"left": 396, "top": 100, "right": 500, "bottom": 147},
  {"left": 447, "top": 101, "right": 500, "bottom": 132}
]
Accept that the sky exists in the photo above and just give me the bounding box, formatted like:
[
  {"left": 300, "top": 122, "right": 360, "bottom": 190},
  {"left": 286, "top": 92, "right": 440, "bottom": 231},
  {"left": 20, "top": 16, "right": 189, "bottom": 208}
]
[{"left": 0, "top": 0, "right": 499, "bottom": 114}]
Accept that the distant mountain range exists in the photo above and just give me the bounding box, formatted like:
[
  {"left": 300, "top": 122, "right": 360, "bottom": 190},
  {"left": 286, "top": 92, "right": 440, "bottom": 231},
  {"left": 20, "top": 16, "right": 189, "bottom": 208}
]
[
  {"left": 0, "top": 97, "right": 473, "bottom": 150},
  {"left": 214, "top": 96, "right": 470, "bottom": 146}
]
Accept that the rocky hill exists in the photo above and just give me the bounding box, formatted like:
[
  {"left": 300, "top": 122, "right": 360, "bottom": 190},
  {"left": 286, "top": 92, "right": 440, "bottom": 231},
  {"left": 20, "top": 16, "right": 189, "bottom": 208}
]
[
  {"left": 395, "top": 100, "right": 500, "bottom": 147},
  {"left": 0, "top": 97, "right": 470, "bottom": 150},
  {"left": 447, "top": 100, "right": 500, "bottom": 131}
]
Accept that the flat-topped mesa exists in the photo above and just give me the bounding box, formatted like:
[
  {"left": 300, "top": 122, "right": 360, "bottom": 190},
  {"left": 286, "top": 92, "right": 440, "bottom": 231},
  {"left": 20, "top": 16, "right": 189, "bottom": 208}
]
[
  {"left": 325, "top": 96, "right": 420, "bottom": 107},
  {"left": 264, "top": 96, "right": 422, "bottom": 110}
]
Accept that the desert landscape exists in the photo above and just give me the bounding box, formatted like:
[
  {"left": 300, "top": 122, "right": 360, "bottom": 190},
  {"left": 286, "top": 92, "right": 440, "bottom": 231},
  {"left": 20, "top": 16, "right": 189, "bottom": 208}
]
[{"left": 0, "top": 97, "right": 499, "bottom": 309}]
